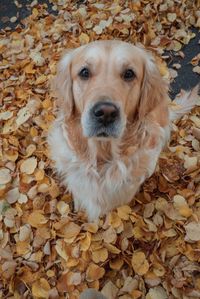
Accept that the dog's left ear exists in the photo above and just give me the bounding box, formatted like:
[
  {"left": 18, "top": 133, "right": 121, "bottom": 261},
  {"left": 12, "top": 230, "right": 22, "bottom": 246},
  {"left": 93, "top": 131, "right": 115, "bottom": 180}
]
[
  {"left": 52, "top": 50, "right": 75, "bottom": 120},
  {"left": 138, "top": 50, "right": 169, "bottom": 120}
]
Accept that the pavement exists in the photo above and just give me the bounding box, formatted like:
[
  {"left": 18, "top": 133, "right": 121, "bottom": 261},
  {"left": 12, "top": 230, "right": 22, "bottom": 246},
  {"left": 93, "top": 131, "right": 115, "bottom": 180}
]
[{"left": 0, "top": 0, "right": 199, "bottom": 99}]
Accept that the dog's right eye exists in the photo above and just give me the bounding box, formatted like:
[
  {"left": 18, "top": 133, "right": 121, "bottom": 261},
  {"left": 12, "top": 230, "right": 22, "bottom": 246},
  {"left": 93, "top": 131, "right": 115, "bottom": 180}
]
[{"left": 78, "top": 67, "right": 90, "bottom": 80}]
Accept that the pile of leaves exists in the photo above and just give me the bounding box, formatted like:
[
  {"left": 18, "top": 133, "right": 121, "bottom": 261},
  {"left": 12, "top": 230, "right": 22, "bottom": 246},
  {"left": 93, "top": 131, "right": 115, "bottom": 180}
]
[{"left": 0, "top": 0, "right": 200, "bottom": 298}]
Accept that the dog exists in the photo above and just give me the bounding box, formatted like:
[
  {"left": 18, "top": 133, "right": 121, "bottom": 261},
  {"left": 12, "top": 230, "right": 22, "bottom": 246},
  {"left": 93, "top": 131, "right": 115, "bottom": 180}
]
[{"left": 48, "top": 40, "right": 198, "bottom": 221}]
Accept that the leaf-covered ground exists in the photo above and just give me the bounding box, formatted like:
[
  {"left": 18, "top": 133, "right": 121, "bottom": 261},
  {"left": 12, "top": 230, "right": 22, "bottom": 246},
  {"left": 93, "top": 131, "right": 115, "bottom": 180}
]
[{"left": 0, "top": 1, "right": 200, "bottom": 298}]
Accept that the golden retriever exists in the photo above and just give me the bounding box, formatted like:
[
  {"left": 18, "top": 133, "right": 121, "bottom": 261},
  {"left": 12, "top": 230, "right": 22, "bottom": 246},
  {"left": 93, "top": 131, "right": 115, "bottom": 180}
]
[{"left": 48, "top": 40, "right": 198, "bottom": 221}]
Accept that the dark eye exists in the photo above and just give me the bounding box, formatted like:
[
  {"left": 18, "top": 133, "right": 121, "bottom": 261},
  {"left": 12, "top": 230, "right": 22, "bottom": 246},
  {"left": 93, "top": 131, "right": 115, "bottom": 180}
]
[
  {"left": 122, "top": 69, "right": 135, "bottom": 81},
  {"left": 78, "top": 67, "right": 90, "bottom": 80}
]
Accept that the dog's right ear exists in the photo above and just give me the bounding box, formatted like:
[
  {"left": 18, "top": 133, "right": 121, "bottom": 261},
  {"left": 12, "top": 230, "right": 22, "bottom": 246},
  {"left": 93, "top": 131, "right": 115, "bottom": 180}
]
[{"left": 52, "top": 50, "right": 75, "bottom": 120}]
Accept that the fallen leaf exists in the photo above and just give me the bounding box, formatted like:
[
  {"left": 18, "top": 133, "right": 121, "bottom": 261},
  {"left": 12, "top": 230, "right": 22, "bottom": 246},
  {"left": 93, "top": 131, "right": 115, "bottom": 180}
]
[
  {"left": 32, "top": 278, "right": 50, "bottom": 298},
  {"left": 86, "top": 263, "right": 105, "bottom": 282},
  {"left": 0, "top": 168, "right": 12, "bottom": 184},
  {"left": 131, "top": 251, "right": 149, "bottom": 275},
  {"left": 28, "top": 210, "right": 48, "bottom": 228},
  {"left": 16, "top": 106, "right": 31, "bottom": 127},
  {"left": 101, "top": 280, "right": 119, "bottom": 299},
  {"left": 185, "top": 222, "right": 200, "bottom": 241},
  {"left": 193, "top": 66, "right": 200, "bottom": 74},
  {"left": 20, "top": 157, "right": 37, "bottom": 174},
  {"left": 146, "top": 286, "right": 168, "bottom": 299}
]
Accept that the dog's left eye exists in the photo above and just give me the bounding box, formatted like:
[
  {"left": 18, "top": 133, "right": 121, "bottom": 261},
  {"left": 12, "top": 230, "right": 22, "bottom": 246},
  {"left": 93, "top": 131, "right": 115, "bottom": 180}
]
[
  {"left": 122, "top": 69, "right": 135, "bottom": 81},
  {"left": 78, "top": 67, "right": 90, "bottom": 80}
]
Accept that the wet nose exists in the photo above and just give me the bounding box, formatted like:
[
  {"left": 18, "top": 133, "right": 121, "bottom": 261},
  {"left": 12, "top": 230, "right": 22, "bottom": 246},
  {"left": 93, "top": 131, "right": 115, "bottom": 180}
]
[{"left": 92, "top": 102, "right": 119, "bottom": 125}]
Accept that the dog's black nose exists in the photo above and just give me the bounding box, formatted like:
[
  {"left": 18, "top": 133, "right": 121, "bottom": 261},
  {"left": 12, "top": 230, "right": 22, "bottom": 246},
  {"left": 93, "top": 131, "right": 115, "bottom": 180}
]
[{"left": 93, "top": 102, "right": 119, "bottom": 125}]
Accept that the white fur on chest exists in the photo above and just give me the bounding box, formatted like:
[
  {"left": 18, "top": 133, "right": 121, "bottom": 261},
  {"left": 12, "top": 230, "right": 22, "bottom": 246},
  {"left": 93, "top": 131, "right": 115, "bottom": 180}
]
[{"left": 48, "top": 119, "right": 169, "bottom": 220}]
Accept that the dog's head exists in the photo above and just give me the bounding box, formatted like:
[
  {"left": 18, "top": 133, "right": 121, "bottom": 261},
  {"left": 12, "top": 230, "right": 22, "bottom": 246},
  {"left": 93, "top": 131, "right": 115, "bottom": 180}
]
[{"left": 54, "top": 40, "right": 168, "bottom": 140}]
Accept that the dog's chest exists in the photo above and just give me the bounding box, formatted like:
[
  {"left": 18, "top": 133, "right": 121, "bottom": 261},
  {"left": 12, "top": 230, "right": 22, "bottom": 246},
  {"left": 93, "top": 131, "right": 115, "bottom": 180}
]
[{"left": 66, "top": 156, "right": 138, "bottom": 209}]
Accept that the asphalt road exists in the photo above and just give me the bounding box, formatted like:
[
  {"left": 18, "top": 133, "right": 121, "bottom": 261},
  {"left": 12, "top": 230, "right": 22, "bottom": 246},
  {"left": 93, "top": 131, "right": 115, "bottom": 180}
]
[{"left": 0, "top": 0, "right": 199, "bottom": 99}]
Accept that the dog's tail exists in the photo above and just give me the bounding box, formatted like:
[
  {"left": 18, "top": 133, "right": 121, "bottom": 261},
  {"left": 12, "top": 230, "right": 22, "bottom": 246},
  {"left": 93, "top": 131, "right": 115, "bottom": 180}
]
[{"left": 169, "top": 84, "right": 199, "bottom": 122}]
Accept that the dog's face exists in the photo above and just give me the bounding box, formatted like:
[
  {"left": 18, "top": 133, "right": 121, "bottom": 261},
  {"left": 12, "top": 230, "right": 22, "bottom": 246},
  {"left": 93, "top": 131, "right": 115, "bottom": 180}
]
[{"left": 54, "top": 40, "right": 168, "bottom": 140}]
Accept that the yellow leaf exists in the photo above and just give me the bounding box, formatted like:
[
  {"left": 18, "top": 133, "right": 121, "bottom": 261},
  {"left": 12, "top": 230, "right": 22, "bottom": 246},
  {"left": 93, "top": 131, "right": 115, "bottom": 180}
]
[
  {"left": 105, "top": 243, "right": 121, "bottom": 254},
  {"left": 4, "top": 150, "right": 18, "bottom": 162},
  {"left": 32, "top": 8, "right": 39, "bottom": 18},
  {"left": 79, "top": 32, "right": 90, "bottom": 45},
  {"left": 82, "top": 222, "right": 99, "bottom": 233},
  {"left": 80, "top": 232, "right": 91, "bottom": 251},
  {"left": 152, "top": 262, "right": 165, "bottom": 277},
  {"left": 131, "top": 251, "right": 149, "bottom": 275},
  {"left": 30, "top": 127, "right": 38, "bottom": 137},
  {"left": 57, "top": 201, "right": 70, "bottom": 216},
  {"left": 66, "top": 257, "right": 79, "bottom": 268},
  {"left": 25, "top": 144, "right": 36, "bottom": 157},
  {"left": 32, "top": 278, "right": 50, "bottom": 298},
  {"left": 24, "top": 63, "right": 36, "bottom": 74},
  {"left": 86, "top": 263, "right": 105, "bottom": 282},
  {"left": 117, "top": 205, "right": 132, "bottom": 220},
  {"left": 16, "top": 241, "right": 31, "bottom": 255},
  {"left": 55, "top": 240, "right": 68, "bottom": 261},
  {"left": 35, "top": 74, "right": 47, "bottom": 85},
  {"left": 42, "top": 98, "right": 53, "bottom": 109},
  {"left": 102, "top": 226, "right": 117, "bottom": 243},
  {"left": 92, "top": 248, "right": 108, "bottom": 263},
  {"left": 58, "top": 222, "right": 81, "bottom": 239},
  {"left": 108, "top": 211, "right": 122, "bottom": 228},
  {"left": 34, "top": 169, "right": 45, "bottom": 181},
  {"left": 179, "top": 206, "right": 192, "bottom": 217},
  {"left": 28, "top": 210, "right": 48, "bottom": 228},
  {"left": 173, "top": 195, "right": 192, "bottom": 218}
]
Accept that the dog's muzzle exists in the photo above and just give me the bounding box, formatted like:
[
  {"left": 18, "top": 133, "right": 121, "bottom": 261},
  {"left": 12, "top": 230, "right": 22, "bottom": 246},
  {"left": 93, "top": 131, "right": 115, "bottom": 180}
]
[{"left": 82, "top": 100, "right": 122, "bottom": 138}]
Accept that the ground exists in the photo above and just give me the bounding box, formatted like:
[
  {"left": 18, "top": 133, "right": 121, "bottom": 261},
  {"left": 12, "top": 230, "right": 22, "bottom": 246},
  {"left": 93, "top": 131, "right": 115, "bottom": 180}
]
[{"left": 0, "top": 1, "right": 200, "bottom": 299}]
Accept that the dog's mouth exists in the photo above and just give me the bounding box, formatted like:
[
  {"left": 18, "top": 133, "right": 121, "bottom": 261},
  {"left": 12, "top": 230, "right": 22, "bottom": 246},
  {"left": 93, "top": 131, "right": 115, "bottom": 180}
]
[
  {"left": 82, "top": 117, "right": 125, "bottom": 139},
  {"left": 97, "top": 132, "right": 109, "bottom": 138},
  {"left": 92, "top": 125, "right": 120, "bottom": 138}
]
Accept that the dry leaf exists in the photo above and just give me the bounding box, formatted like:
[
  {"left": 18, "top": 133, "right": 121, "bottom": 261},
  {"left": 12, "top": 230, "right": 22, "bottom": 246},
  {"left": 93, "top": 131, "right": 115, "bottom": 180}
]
[
  {"left": 101, "top": 281, "right": 118, "bottom": 299},
  {"left": 20, "top": 157, "right": 37, "bottom": 174},
  {"left": 131, "top": 251, "right": 149, "bottom": 275},
  {"left": 0, "top": 168, "right": 11, "bottom": 184},
  {"left": 117, "top": 205, "right": 132, "bottom": 220},
  {"left": 32, "top": 278, "right": 50, "bottom": 298},
  {"left": 28, "top": 210, "right": 48, "bottom": 228},
  {"left": 185, "top": 222, "right": 200, "bottom": 241},
  {"left": 86, "top": 263, "right": 105, "bottom": 282},
  {"left": 193, "top": 66, "right": 200, "bottom": 74},
  {"left": 16, "top": 106, "right": 31, "bottom": 127},
  {"left": 92, "top": 247, "right": 108, "bottom": 263},
  {"left": 146, "top": 286, "right": 168, "bottom": 299},
  {"left": 6, "top": 187, "right": 19, "bottom": 204}
]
